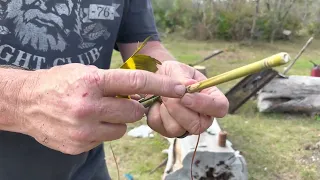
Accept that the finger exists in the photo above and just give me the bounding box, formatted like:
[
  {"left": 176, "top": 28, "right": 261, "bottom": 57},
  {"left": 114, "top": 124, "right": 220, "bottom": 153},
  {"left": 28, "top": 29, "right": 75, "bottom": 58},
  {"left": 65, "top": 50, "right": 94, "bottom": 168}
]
[
  {"left": 188, "top": 69, "right": 229, "bottom": 117},
  {"left": 101, "top": 69, "right": 186, "bottom": 97},
  {"left": 146, "top": 102, "right": 168, "bottom": 137},
  {"left": 160, "top": 103, "right": 186, "bottom": 137},
  {"left": 95, "top": 97, "right": 145, "bottom": 124},
  {"left": 180, "top": 89, "right": 229, "bottom": 118},
  {"left": 83, "top": 142, "right": 102, "bottom": 153},
  {"left": 163, "top": 98, "right": 213, "bottom": 134},
  {"left": 160, "top": 61, "right": 195, "bottom": 83},
  {"left": 65, "top": 123, "right": 127, "bottom": 153},
  {"left": 130, "top": 94, "right": 142, "bottom": 100},
  {"left": 94, "top": 122, "right": 127, "bottom": 141},
  {"left": 61, "top": 122, "right": 126, "bottom": 148}
]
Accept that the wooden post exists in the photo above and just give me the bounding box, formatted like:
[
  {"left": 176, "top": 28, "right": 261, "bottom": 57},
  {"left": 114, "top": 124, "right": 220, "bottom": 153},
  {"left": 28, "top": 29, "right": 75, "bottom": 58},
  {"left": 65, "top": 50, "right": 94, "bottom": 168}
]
[{"left": 218, "top": 131, "right": 228, "bottom": 147}]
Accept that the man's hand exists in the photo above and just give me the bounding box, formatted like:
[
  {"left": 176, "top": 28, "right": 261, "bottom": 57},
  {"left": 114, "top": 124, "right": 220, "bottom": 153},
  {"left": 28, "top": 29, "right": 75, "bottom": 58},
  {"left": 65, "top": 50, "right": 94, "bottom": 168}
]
[
  {"left": 147, "top": 61, "right": 229, "bottom": 138},
  {"left": 14, "top": 63, "right": 186, "bottom": 155}
]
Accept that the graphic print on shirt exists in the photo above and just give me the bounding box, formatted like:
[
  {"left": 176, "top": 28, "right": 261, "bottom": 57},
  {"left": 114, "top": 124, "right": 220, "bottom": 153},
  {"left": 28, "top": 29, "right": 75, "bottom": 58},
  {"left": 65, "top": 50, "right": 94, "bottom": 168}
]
[{"left": 0, "top": 0, "right": 122, "bottom": 69}]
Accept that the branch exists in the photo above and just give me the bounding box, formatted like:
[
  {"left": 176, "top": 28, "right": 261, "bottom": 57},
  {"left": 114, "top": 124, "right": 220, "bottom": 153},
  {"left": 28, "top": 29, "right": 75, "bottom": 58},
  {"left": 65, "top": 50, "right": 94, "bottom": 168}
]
[
  {"left": 280, "top": 0, "right": 297, "bottom": 21},
  {"left": 283, "top": 36, "right": 314, "bottom": 75}
]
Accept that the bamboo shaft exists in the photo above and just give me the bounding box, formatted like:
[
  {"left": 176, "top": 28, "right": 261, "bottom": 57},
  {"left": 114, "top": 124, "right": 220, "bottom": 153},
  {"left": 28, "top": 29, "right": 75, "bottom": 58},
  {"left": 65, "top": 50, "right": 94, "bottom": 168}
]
[
  {"left": 187, "top": 52, "right": 290, "bottom": 93},
  {"left": 140, "top": 52, "right": 290, "bottom": 108}
]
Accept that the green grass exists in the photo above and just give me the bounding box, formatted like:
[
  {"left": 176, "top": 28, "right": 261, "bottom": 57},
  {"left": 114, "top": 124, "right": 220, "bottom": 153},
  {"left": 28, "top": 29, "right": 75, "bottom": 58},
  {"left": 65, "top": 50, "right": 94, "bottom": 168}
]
[{"left": 104, "top": 36, "right": 320, "bottom": 180}]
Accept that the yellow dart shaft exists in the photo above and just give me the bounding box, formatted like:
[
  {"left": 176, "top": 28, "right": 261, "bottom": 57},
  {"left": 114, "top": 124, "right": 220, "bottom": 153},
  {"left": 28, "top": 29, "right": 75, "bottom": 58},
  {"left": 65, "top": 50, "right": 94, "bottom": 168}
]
[
  {"left": 140, "top": 52, "right": 290, "bottom": 108},
  {"left": 186, "top": 52, "right": 290, "bottom": 93}
]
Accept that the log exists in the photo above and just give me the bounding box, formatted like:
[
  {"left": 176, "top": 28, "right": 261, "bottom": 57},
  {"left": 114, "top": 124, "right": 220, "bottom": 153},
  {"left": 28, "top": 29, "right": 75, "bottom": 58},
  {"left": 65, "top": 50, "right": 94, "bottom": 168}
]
[
  {"left": 257, "top": 75, "right": 320, "bottom": 114},
  {"left": 162, "top": 119, "right": 248, "bottom": 180},
  {"left": 225, "top": 37, "right": 313, "bottom": 114},
  {"left": 225, "top": 69, "right": 279, "bottom": 114}
]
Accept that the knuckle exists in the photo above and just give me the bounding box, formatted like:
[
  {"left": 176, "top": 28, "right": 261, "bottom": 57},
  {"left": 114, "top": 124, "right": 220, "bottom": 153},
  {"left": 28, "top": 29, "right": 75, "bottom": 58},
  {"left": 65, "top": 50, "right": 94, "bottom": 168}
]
[
  {"left": 87, "top": 65, "right": 99, "bottom": 70},
  {"left": 216, "top": 97, "right": 229, "bottom": 118},
  {"left": 133, "top": 104, "right": 144, "bottom": 121},
  {"left": 188, "top": 119, "right": 201, "bottom": 135},
  {"left": 166, "top": 124, "right": 184, "bottom": 137},
  {"left": 195, "top": 94, "right": 212, "bottom": 109},
  {"left": 98, "top": 101, "right": 144, "bottom": 123},
  {"left": 164, "top": 100, "right": 180, "bottom": 115},
  {"left": 97, "top": 103, "right": 116, "bottom": 116},
  {"left": 70, "top": 101, "right": 94, "bottom": 119},
  {"left": 128, "top": 71, "right": 148, "bottom": 92},
  {"left": 147, "top": 111, "right": 161, "bottom": 123},
  {"left": 162, "top": 61, "right": 179, "bottom": 72},
  {"left": 69, "top": 127, "right": 92, "bottom": 142},
  {"left": 160, "top": 78, "right": 171, "bottom": 94},
  {"left": 62, "top": 146, "right": 83, "bottom": 155},
  {"left": 81, "top": 68, "right": 103, "bottom": 86},
  {"left": 202, "top": 115, "right": 213, "bottom": 129},
  {"left": 113, "top": 125, "right": 127, "bottom": 140}
]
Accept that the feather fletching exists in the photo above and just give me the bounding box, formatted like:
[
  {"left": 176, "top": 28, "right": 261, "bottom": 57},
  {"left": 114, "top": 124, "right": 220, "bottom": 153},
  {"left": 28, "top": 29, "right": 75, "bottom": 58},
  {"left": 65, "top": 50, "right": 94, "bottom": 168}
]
[
  {"left": 117, "top": 36, "right": 162, "bottom": 99},
  {"left": 120, "top": 36, "right": 161, "bottom": 72}
]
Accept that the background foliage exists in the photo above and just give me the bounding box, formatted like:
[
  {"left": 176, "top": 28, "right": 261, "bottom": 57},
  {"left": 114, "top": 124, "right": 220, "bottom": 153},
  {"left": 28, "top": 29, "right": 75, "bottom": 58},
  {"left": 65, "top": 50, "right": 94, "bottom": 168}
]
[{"left": 151, "top": 0, "right": 320, "bottom": 42}]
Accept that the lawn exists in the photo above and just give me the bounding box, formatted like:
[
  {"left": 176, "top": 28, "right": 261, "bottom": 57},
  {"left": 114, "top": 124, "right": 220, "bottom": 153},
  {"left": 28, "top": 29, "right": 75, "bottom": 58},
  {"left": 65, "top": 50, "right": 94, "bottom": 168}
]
[{"left": 104, "top": 36, "right": 320, "bottom": 180}]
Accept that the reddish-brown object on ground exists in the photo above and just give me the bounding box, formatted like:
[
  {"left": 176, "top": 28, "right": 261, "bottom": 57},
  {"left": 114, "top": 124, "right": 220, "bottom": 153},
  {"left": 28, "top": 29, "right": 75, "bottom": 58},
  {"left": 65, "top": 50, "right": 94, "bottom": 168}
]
[{"left": 218, "top": 131, "right": 228, "bottom": 147}]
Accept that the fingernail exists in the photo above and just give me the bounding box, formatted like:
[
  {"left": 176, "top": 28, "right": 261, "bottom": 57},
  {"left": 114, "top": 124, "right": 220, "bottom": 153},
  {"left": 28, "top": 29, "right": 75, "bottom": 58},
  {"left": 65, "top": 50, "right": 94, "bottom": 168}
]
[
  {"left": 174, "top": 85, "right": 186, "bottom": 96},
  {"left": 181, "top": 94, "right": 192, "bottom": 106}
]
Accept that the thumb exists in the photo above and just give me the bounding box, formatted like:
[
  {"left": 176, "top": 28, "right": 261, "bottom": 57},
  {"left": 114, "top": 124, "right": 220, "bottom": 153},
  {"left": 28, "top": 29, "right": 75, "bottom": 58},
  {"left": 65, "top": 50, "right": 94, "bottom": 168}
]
[{"left": 182, "top": 79, "right": 198, "bottom": 86}]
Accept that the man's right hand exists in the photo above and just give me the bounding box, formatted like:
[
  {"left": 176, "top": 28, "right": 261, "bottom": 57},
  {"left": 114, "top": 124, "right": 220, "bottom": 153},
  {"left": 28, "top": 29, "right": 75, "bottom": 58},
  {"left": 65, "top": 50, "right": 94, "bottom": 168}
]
[{"left": 14, "top": 63, "right": 186, "bottom": 155}]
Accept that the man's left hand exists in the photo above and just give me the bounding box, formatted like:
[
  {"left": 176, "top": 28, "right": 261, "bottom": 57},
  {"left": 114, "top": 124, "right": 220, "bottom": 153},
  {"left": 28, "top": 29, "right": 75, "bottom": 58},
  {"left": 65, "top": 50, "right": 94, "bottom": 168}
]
[{"left": 146, "top": 61, "right": 229, "bottom": 138}]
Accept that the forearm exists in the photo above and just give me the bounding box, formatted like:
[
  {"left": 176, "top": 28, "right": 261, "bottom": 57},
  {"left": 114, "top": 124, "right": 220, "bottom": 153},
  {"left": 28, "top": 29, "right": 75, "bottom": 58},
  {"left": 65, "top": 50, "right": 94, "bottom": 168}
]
[
  {"left": 0, "top": 67, "right": 37, "bottom": 134},
  {"left": 117, "top": 41, "right": 177, "bottom": 63},
  {"left": 136, "top": 41, "right": 177, "bottom": 62}
]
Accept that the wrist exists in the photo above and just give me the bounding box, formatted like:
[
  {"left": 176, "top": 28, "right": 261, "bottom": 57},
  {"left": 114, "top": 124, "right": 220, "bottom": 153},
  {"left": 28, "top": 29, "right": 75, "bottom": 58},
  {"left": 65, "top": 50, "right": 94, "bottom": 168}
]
[{"left": 0, "top": 68, "right": 41, "bottom": 134}]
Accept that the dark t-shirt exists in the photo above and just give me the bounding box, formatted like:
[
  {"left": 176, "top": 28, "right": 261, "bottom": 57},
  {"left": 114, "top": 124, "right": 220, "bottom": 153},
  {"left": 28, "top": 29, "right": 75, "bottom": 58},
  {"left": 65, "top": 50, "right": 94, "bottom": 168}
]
[{"left": 0, "top": 0, "right": 160, "bottom": 179}]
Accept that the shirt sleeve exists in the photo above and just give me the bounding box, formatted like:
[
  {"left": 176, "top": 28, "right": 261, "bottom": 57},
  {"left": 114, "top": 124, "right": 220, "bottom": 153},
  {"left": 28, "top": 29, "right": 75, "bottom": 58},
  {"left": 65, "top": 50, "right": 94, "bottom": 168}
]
[{"left": 115, "top": 0, "right": 161, "bottom": 44}]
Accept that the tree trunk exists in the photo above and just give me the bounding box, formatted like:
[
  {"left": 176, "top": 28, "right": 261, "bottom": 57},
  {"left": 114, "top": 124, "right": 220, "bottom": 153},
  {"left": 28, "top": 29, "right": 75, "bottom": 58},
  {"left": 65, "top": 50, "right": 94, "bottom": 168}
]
[
  {"left": 250, "top": 0, "right": 260, "bottom": 43},
  {"left": 265, "top": 0, "right": 270, "bottom": 11},
  {"left": 257, "top": 76, "right": 320, "bottom": 115},
  {"left": 162, "top": 119, "right": 248, "bottom": 180},
  {"left": 270, "top": 0, "right": 282, "bottom": 43},
  {"left": 277, "top": 0, "right": 298, "bottom": 34},
  {"left": 301, "top": 0, "right": 310, "bottom": 25},
  {"left": 270, "top": 0, "right": 297, "bottom": 43}
]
